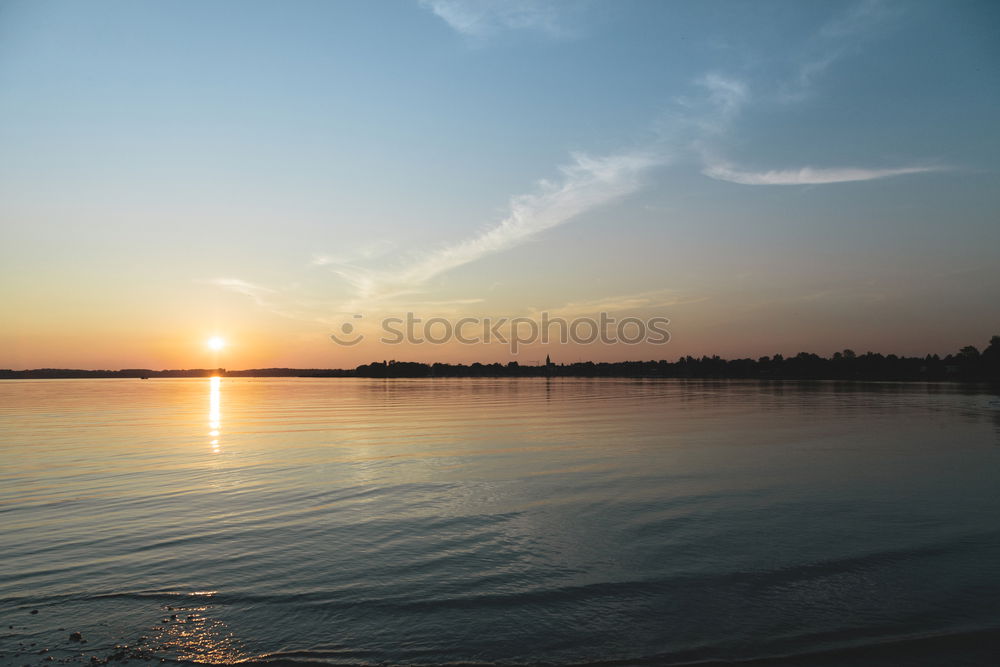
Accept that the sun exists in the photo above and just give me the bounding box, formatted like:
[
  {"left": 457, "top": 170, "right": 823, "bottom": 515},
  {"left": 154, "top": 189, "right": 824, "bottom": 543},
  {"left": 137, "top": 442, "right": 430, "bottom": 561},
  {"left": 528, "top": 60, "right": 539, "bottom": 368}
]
[{"left": 206, "top": 336, "right": 226, "bottom": 351}]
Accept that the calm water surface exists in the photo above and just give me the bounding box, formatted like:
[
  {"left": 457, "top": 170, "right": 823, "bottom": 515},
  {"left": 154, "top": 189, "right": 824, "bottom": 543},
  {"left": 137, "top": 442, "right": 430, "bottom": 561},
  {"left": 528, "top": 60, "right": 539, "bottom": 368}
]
[{"left": 1, "top": 378, "right": 999, "bottom": 665}]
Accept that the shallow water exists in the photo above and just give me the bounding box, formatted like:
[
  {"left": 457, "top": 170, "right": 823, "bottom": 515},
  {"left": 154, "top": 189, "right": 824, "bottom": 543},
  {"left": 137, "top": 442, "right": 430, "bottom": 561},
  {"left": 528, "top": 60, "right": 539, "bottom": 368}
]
[{"left": 1, "top": 378, "right": 999, "bottom": 665}]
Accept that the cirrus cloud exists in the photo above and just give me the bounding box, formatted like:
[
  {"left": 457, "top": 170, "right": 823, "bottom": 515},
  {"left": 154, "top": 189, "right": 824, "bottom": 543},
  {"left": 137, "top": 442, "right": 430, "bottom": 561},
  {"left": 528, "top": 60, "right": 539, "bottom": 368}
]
[
  {"left": 419, "top": 0, "right": 565, "bottom": 38},
  {"left": 702, "top": 162, "right": 942, "bottom": 186},
  {"left": 332, "top": 150, "right": 665, "bottom": 306}
]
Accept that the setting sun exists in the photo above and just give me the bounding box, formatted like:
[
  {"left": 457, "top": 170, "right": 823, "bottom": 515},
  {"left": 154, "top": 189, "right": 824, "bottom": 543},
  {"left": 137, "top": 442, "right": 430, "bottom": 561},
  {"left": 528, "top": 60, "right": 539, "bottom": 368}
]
[{"left": 207, "top": 336, "right": 226, "bottom": 351}]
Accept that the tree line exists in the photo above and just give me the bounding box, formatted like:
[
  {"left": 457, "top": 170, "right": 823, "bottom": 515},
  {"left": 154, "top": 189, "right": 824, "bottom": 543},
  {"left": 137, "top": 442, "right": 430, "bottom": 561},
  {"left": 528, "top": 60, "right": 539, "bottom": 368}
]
[
  {"left": 3, "top": 336, "right": 998, "bottom": 381},
  {"left": 354, "top": 336, "right": 1000, "bottom": 380}
]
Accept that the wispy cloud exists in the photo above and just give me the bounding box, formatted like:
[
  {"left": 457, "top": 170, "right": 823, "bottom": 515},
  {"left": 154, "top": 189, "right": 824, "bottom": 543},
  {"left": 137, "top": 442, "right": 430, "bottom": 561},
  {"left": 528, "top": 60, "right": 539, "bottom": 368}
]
[
  {"left": 536, "top": 289, "right": 706, "bottom": 319},
  {"left": 702, "top": 162, "right": 941, "bottom": 186},
  {"left": 782, "top": 0, "right": 900, "bottom": 101},
  {"left": 697, "top": 73, "right": 749, "bottom": 125},
  {"left": 671, "top": 72, "right": 750, "bottom": 138},
  {"left": 210, "top": 279, "right": 278, "bottom": 307},
  {"left": 213, "top": 150, "right": 663, "bottom": 317},
  {"left": 691, "top": 3, "right": 940, "bottom": 189},
  {"left": 419, "top": 0, "right": 565, "bottom": 38},
  {"left": 311, "top": 240, "right": 395, "bottom": 267},
  {"left": 210, "top": 278, "right": 342, "bottom": 324},
  {"left": 820, "top": 0, "right": 896, "bottom": 39},
  {"left": 332, "top": 150, "right": 663, "bottom": 306}
]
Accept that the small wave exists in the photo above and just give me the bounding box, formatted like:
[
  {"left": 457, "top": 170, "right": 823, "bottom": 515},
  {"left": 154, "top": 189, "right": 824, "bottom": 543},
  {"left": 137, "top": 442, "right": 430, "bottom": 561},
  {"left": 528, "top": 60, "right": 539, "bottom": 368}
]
[
  {"left": 39, "top": 533, "right": 979, "bottom": 613},
  {"left": 90, "top": 589, "right": 219, "bottom": 601},
  {"left": 153, "top": 625, "right": 998, "bottom": 667}
]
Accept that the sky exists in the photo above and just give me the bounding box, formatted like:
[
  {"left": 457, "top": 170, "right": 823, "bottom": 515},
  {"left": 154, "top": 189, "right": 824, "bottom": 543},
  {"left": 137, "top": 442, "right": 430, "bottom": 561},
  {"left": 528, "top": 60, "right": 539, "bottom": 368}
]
[{"left": 1, "top": 0, "right": 998, "bottom": 369}]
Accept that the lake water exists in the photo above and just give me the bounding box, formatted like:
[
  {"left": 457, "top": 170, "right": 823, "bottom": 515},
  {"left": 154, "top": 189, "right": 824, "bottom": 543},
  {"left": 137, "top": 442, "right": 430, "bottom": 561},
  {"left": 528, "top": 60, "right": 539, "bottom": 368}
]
[{"left": 1, "top": 378, "right": 999, "bottom": 666}]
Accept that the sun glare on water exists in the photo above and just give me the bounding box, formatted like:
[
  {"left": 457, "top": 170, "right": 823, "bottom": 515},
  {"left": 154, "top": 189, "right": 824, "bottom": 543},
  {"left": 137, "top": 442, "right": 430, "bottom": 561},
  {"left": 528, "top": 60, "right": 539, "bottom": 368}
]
[{"left": 207, "top": 336, "right": 226, "bottom": 351}]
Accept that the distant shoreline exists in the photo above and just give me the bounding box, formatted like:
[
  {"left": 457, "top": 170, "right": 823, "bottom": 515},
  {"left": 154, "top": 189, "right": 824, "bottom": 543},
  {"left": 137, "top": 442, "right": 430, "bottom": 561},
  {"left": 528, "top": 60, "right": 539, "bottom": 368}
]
[
  {"left": 3, "top": 373, "right": 999, "bottom": 384},
  {"left": 3, "top": 338, "right": 999, "bottom": 382}
]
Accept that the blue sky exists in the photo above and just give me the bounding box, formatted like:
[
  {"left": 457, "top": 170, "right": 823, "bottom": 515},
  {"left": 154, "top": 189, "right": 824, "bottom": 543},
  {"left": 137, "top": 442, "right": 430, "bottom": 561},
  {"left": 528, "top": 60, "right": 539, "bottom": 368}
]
[{"left": 1, "top": 0, "right": 998, "bottom": 367}]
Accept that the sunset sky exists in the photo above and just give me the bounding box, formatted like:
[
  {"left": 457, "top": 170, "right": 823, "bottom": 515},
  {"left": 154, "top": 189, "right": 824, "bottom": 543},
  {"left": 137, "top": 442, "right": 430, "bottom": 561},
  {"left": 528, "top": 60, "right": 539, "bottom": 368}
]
[{"left": 1, "top": 0, "right": 998, "bottom": 369}]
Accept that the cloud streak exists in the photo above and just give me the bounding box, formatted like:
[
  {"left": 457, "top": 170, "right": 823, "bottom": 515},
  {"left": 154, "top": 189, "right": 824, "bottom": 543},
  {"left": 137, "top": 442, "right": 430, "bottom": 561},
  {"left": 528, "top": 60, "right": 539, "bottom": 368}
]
[
  {"left": 780, "top": 0, "right": 900, "bottom": 102},
  {"left": 694, "top": 3, "right": 940, "bottom": 189},
  {"left": 333, "top": 150, "right": 663, "bottom": 306},
  {"left": 820, "top": 0, "right": 896, "bottom": 39},
  {"left": 702, "top": 162, "right": 941, "bottom": 186},
  {"left": 210, "top": 279, "right": 278, "bottom": 307},
  {"left": 534, "top": 289, "right": 706, "bottom": 319},
  {"left": 670, "top": 72, "right": 750, "bottom": 140},
  {"left": 210, "top": 278, "right": 347, "bottom": 324},
  {"left": 419, "top": 0, "right": 564, "bottom": 38},
  {"left": 311, "top": 240, "right": 395, "bottom": 267},
  {"left": 697, "top": 73, "right": 749, "bottom": 126}
]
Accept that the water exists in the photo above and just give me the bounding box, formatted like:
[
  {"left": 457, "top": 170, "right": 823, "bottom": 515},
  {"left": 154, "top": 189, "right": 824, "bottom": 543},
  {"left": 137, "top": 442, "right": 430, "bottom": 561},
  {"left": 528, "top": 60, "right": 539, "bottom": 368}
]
[{"left": 1, "top": 378, "right": 999, "bottom": 665}]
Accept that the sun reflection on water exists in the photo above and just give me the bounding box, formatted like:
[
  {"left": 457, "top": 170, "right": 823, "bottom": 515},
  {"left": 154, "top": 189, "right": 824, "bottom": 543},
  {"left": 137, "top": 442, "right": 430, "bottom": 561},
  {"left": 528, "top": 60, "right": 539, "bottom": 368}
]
[
  {"left": 141, "top": 593, "right": 248, "bottom": 664},
  {"left": 209, "top": 376, "right": 221, "bottom": 453}
]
